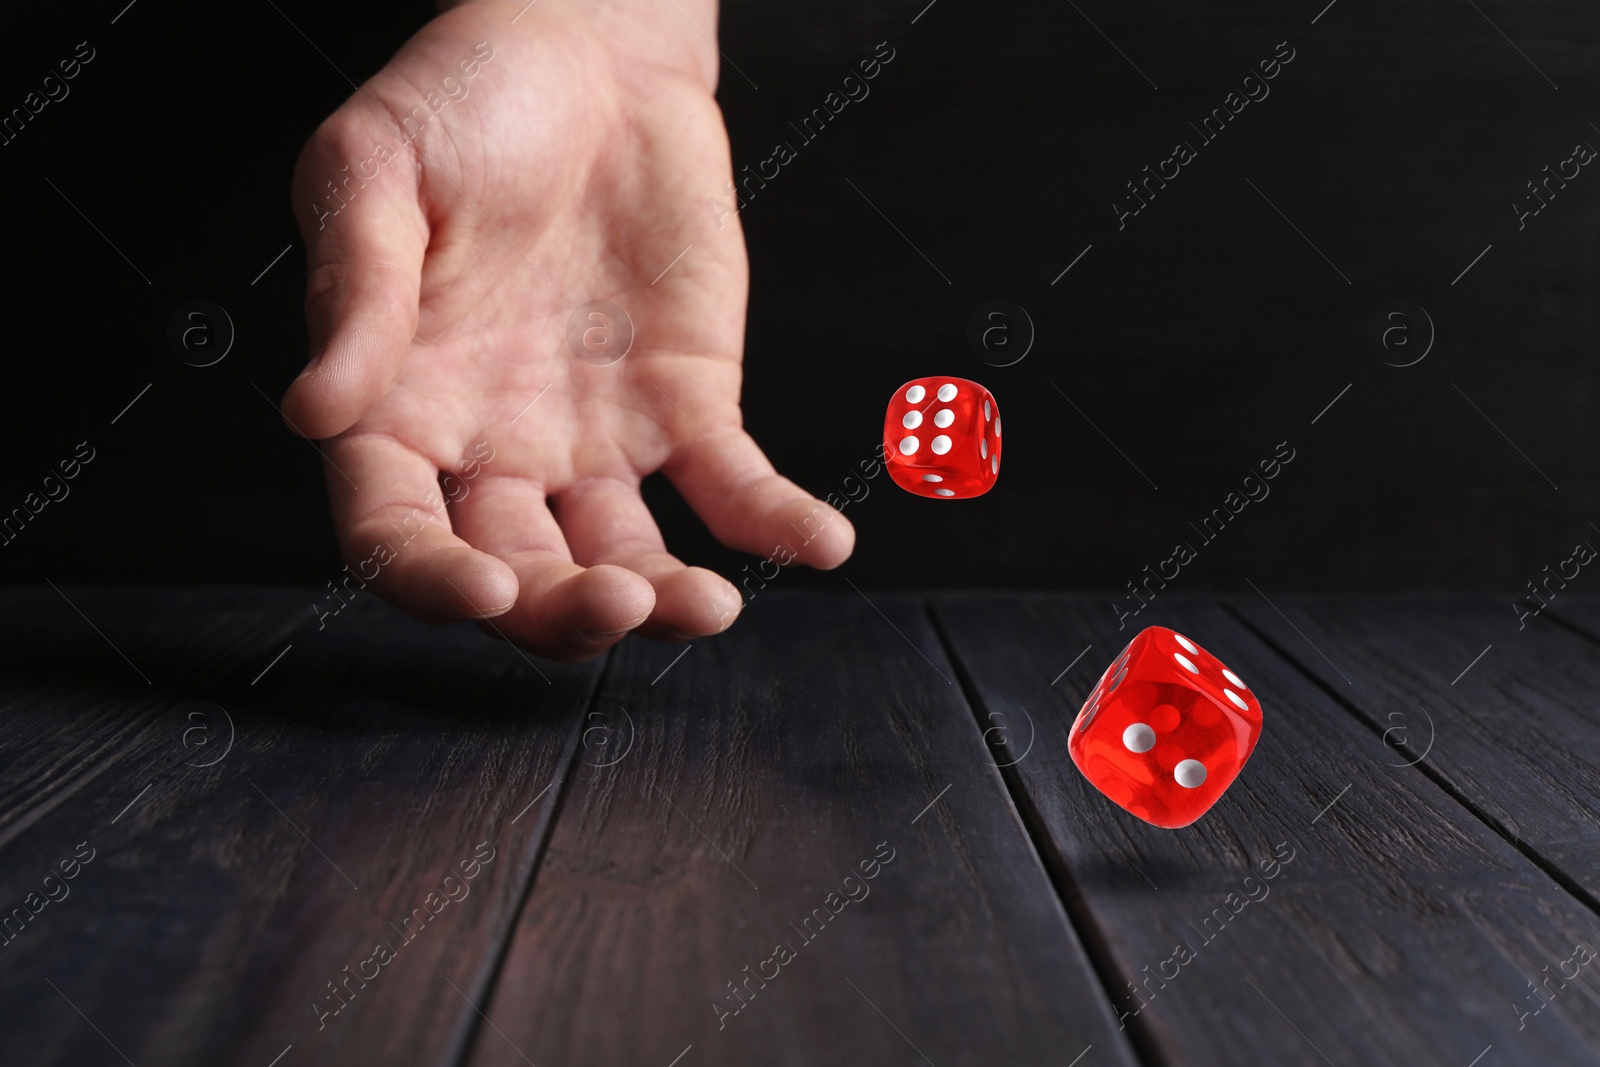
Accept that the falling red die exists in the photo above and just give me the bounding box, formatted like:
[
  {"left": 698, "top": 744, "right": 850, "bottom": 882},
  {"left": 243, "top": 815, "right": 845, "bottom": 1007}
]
[
  {"left": 1069, "top": 626, "right": 1262, "bottom": 828},
  {"left": 883, "top": 377, "right": 1001, "bottom": 499}
]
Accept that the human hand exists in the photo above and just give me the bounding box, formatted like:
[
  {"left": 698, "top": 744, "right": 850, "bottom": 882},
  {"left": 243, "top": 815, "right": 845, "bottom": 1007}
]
[{"left": 282, "top": 0, "right": 854, "bottom": 660}]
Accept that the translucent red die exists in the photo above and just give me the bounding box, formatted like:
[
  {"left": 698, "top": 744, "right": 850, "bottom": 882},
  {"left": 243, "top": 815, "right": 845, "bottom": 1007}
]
[
  {"left": 883, "top": 377, "right": 1001, "bottom": 499},
  {"left": 1069, "top": 626, "right": 1262, "bottom": 828}
]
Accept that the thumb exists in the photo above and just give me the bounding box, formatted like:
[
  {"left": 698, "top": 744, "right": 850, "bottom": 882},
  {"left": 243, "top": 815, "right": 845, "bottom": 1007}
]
[{"left": 283, "top": 106, "right": 428, "bottom": 440}]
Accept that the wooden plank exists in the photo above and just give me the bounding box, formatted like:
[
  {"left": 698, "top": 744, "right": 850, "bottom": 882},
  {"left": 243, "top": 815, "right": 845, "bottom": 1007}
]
[
  {"left": 1544, "top": 593, "right": 1600, "bottom": 658},
  {"left": 1232, "top": 593, "right": 1600, "bottom": 907},
  {"left": 932, "top": 594, "right": 1600, "bottom": 1066},
  {"left": 0, "top": 587, "right": 308, "bottom": 848},
  {"left": 0, "top": 589, "right": 598, "bottom": 1067},
  {"left": 464, "top": 593, "right": 1140, "bottom": 1067}
]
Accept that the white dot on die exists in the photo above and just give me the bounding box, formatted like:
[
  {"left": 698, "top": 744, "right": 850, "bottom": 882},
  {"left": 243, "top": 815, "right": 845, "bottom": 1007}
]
[
  {"left": 991, "top": 455, "right": 998, "bottom": 474},
  {"left": 934, "top": 408, "right": 955, "bottom": 428},
  {"left": 905, "top": 385, "right": 925, "bottom": 403},
  {"left": 899, "top": 436, "right": 919, "bottom": 455},
  {"left": 1174, "top": 652, "right": 1198, "bottom": 674},
  {"left": 922, "top": 473, "right": 943, "bottom": 482},
  {"left": 981, "top": 438, "right": 988, "bottom": 459},
  {"left": 1174, "top": 634, "right": 1198, "bottom": 654},
  {"left": 935, "top": 488, "right": 955, "bottom": 496},
  {"left": 984, "top": 399, "right": 991, "bottom": 421},
  {"left": 902, "top": 410, "right": 923, "bottom": 429},
  {"left": 1224, "top": 688, "right": 1249, "bottom": 711},
  {"left": 1174, "top": 759, "right": 1207, "bottom": 788},
  {"left": 937, "top": 383, "right": 957, "bottom": 402},
  {"left": 994, "top": 417, "right": 1001, "bottom": 437},
  {"left": 1122, "top": 723, "right": 1156, "bottom": 753},
  {"left": 1223, "top": 669, "right": 1246, "bottom": 689},
  {"left": 931, "top": 435, "right": 952, "bottom": 455}
]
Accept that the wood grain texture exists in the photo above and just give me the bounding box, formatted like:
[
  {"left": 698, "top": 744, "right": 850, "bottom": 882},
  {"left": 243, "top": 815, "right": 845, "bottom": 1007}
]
[
  {"left": 7, "top": 589, "right": 1600, "bottom": 1066},
  {"left": 0, "top": 589, "right": 597, "bottom": 1067},
  {"left": 932, "top": 594, "right": 1600, "bottom": 1066},
  {"left": 465, "top": 593, "right": 1138, "bottom": 1067},
  {"left": 0, "top": 587, "right": 308, "bottom": 851},
  {"left": 1232, "top": 593, "right": 1600, "bottom": 909}
]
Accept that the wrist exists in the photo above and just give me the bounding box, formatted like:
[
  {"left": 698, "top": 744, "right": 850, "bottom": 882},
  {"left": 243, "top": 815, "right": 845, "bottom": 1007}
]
[{"left": 438, "top": 0, "right": 719, "bottom": 88}]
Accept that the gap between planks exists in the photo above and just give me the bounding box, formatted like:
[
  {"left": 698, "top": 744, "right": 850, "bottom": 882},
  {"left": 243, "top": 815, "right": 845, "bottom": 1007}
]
[
  {"left": 441, "top": 646, "right": 617, "bottom": 1067},
  {"left": 923, "top": 599, "right": 1161, "bottom": 1067}
]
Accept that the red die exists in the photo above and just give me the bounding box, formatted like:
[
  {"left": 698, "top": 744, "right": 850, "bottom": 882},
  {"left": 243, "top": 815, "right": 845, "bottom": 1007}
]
[
  {"left": 883, "top": 377, "right": 1001, "bottom": 499},
  {"left": 1069, "top": 626, "right": 1262, "bottom": 828}
]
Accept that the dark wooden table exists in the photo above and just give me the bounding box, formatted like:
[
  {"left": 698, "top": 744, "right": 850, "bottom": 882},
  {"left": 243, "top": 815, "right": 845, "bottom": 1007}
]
[{"left": 2, "top": 588, "right": 1599, "bottom": 1067}]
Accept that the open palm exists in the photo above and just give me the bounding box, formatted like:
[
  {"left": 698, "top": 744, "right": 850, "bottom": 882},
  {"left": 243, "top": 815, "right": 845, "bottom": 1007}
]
[{"left": 283, "top": 0, "right": 852, "bottom": 660}]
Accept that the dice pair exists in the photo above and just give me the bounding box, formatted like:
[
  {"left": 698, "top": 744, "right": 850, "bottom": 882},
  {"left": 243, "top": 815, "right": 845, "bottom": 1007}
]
[
  {"left": 883, "top": 377, "right": 1001, "bottom": 499},
  {"left": 1070, "top": 627, "right": 1263, "bottom": 828}
]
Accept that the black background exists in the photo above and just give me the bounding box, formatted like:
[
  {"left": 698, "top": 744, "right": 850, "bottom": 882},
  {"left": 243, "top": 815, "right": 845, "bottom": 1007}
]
[{"left": 1, "top": 0, "right": 1596, "bottom": 597}]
